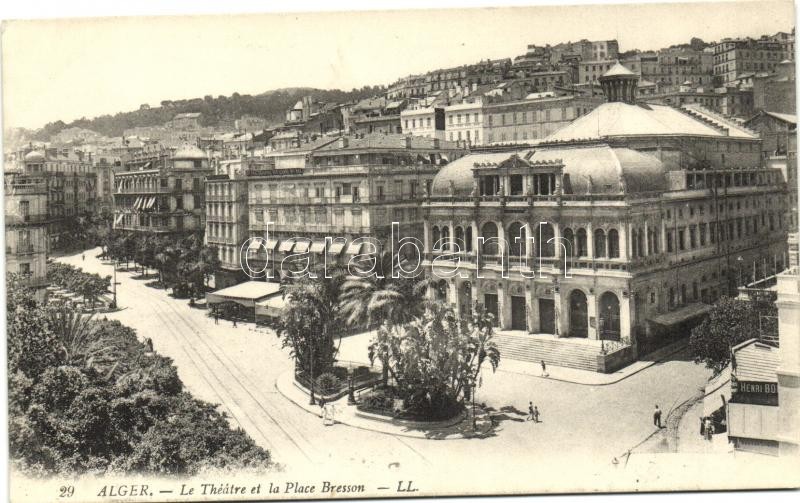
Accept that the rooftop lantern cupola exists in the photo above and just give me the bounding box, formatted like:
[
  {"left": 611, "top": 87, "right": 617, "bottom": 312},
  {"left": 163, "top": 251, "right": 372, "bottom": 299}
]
[{"left": 598, "top": 61, "right": 639, "bottom": 104}]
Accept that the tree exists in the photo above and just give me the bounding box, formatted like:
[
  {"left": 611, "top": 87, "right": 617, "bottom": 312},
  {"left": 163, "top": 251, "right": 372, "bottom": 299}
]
[
  {"left": 275, "top": 266, "right": 346, "bottom": 375},
  {"left": 689, "top": 296, "right": 777, "bottom": 375},
  {"left": 339, "top": 250, "right": 431, "bottom": 330},
  {"left": 368, "top": 303, "right": 500, "bottom": 419}
]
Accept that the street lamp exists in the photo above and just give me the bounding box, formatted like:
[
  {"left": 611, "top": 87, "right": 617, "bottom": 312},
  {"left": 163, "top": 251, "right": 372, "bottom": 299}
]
[
  {"left": 308, "top": 346, "right": 316, "bottom": 406},
  {"left": 737, "top": 256, "right": 744, "bottom": 289}
]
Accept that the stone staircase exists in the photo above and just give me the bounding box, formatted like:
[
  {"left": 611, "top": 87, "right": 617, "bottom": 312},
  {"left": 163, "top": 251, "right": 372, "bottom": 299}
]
[{"left": 493, "top": 332, "right": 603, "bottom": 372}]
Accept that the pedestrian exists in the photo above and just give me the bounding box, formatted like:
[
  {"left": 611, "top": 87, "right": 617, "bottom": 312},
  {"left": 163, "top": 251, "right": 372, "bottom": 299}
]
[
  {"left": 653, "top": 405, "right": 662, "bottom": 428},
  {"left": 704, "top": 417, "right": 713, "bottom": 441},
  {"left": 540, "top": 359, "right": 548, "bottom": 377},
  {"left": 232, "top": 318, "right": 237, "bottom": 328},
  {"left": 527, "top": 401, "right": 535, "bottom": 421},
  {"left": 82, "top": 253, "right": 85, "bottom": 261},
  {"left": 214, "top": 312, "right": 219, "bottom": 325},
  {"left": 533, "top": 406, "right": 540, "bottom": 423}
]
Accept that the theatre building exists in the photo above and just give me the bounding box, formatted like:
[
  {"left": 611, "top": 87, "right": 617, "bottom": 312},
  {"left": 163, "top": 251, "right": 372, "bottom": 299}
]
[{"left": 422, "top": 63, "right": 789, "bottom": 372}]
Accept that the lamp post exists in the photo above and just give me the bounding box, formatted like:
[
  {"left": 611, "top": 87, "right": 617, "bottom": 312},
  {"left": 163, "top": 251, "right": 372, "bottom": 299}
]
[
  {"left": 308, "top": 346, "right": 316, "bottom": 406},
  {"left": 737, "top": 255, "right": 744, "bottom": 290},
  {"left": 347, "top": 367, "right": 356, "bottom": 405},
  {"left": 472, "top": 383, "right": 477, "bottom": 431}
]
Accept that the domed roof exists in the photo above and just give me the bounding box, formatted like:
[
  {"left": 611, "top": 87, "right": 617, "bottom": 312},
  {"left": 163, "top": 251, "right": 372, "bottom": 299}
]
[
  {"left": 430, "top": 144, "right": 667, "bottom": 198},
  {"left": 600, "top": 61, "right": 637, "bottom": 79},
  {"left": 173, "top": 144, "right": 207, "bottom": 160},
  {"left": 24, "top": 150, "right": 45, "bottom": 162}
]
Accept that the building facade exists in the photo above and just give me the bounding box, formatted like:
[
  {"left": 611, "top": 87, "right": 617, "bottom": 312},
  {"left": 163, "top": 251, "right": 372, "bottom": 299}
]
[
  {"left": 421, "top": 65, "right": 788, "bottom": 372},
  {"left": 713, "top": 34, "right": 795, "bottom": 84},
  {"left": 244, "top": 135, "right": 465, "bottom": 279},
  {"left": 4, "top": 169, "right": 49, "bottom": 299},
  {"left": 113, "top": 144, "right": 212, "bottom": 235}
]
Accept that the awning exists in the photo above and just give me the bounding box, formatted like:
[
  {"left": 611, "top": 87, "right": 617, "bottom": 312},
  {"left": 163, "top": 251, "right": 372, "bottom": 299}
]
[
  {"left": 248, "top": 238, "right": 264, "bottom": 250},
  {"left": 293, "top": 239, "right": 311, "bottom": 254},
  {"left": 649, "top": 303, "right": 712, "bottom": 326},
  {"left": 264, "top": 239, "right": 279, "bottom": 251},
  {"left": 345, "top": 241, "right": 364, "bottom": 256},
  {"left": 278, "top": 239, "right": 296, "bottom": 253},
  {"left": 114, "top": 214, "right": 124, "bottom": 226},
  {"left": 206, "top": 281, "right": 281, "bottom": 308},
  {"left": 328, "top": 240, "right": 346, "bottom": 255},
  {"left": 147, "top": 197, "right": 156, "bottom": 209},
  {"left": 133, "top": 196, "right": 142, "bottom": 209},
  {"left": 309, "top": 240, "right": 327, "bottom": 254},
  {"left": 255, "top": 294, "right": 287, "bottom": 318}
]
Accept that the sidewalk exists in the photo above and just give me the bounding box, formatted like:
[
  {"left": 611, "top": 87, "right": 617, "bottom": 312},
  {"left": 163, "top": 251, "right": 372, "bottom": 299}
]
[
  {"left": 275, "top": 370, "right": 493, "bottom": 440},
  {"left": 338, "top": 331, "right": 689, "bottom": 386}
]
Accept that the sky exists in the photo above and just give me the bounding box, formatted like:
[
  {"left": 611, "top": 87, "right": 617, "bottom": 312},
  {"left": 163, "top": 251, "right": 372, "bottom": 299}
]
[{"left": 1, "top": 0, "right": 796, "bottom": 131}]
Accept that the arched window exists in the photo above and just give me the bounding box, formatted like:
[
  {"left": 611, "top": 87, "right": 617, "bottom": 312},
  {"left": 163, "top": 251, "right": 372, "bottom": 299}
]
[
  {"left": 594, "top": 228, "right": 607, "bottom": 257},
  {"left": 637, "top": 229, "right": 645, "bottom": 257},
  {"left": 631, "top": 229, "right": 639, "bottom": 258},
  {"left": 576, "top": 228, "right": 588, "bottom": 257},
  {"left": 608, "top": 228, "right": 620, "bottom": 258},
  {"left": 481, "top": 221, "right": 499, "bottom": 255},
  {"left": 454, "top": 226, "right": 465, "bottom": 253},
  {"left": 562, "top": 227, "right": 575, "bottom": 257},
  {"left": 441, "top": 226, "right": 450, "bottom": 251},
  {"left": 432, "top": 225, "right": 440, "bottom": 251},
  {"left": 536, "top": 223, "right": 555, "bottom": 257},
  {"left": 507, "top": 222, "right": 526, "bottom": 257}
]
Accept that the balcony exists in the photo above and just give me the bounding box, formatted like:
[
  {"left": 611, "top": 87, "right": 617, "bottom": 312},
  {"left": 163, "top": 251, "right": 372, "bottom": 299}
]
[
  {"left": 114, "top": 223, "right": 173, "bottom": 233},
  {"left": 5, "top": 214, "right": 49, "bottom": 226},
  {"left": 115, "top": 187, "right": 173, "bottom": 195},
  {"left": 207, "top": 235, "right": 241, "bottom": 245},
  {"left": 250, "top": 222, "right": 369, "bottom": 234},
  {"left": 206, "top": 214, "right": 237, "bottom": 223},
  {"left": 8, "top": 244, "right": 42, "bottom": 256}
]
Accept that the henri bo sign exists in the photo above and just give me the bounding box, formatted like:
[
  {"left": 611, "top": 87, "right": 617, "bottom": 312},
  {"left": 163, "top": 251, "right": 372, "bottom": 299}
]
[{"left": 732, "top": 379, "right": 779, "bottom": 406}]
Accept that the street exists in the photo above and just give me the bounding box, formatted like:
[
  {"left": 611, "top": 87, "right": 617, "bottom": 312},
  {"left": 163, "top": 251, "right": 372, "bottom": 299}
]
[{"left": 60, "top": 248, "right": 716, "bottom": 485}]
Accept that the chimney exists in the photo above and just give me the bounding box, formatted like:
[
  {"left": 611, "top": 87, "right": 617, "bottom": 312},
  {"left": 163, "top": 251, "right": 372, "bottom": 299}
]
[{"left": 338, "top": 137, "right": 349, "bottom": 149}]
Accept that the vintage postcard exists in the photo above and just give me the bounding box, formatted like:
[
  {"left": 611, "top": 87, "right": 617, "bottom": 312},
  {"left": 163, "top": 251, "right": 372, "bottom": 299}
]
[{"left": 2, "top": 1, "right": 799, "bottom": 501}]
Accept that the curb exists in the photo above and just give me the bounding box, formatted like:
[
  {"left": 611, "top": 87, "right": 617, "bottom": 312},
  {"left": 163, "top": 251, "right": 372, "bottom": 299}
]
[
  {"left": 275, "top": 371, "right": 491, "bottom": 440},
  {"left": 495, "top": 340, "right": 689, "bottom": 387}
]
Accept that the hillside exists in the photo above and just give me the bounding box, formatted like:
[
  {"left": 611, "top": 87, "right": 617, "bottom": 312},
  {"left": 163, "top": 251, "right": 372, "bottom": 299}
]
[{"left": 32, "top": 85, "right": 385, "bottom": 141}]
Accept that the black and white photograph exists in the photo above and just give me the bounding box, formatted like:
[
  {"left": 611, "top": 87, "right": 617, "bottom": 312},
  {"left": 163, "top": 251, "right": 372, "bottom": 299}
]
[{"left": 1, "top": 1, "right": 799, "bottom": 501}]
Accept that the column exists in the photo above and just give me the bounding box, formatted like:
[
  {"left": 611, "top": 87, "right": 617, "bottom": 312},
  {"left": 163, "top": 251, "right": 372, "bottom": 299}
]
[
  {"left": 644, "top": 220, "right": 650, "bottom": 256},
  {"left": 423, "top": 220, "right": 430, "bottom": 256},
  {"left": 448, "top": 219, "right": 455, "bottom": 251},
  {"left": 552, "top": 222, "right": 561, "bottom": 259},
  {"left": 527, "top": 283, "right": 539, "bottom": 333},
  {"left": 619, "top": 223, "right": 629, "bottom": 260},
  {"left": 587, "top": 291, "right": 599, "bottom": 340},
  {"left": 620, "top": 292, "right": 632, "bottom": 343},
  {"left": 497, "top": 282, "right": 507, "bottom": 330},
  {"left": 554, "top": 287, "right": 564, "bottom": 338},
  {"left": 586, "top": 222, "right": 594, "bottom": 259},
  {"left": 497, "top": 221, "right": 506, "bottom": 260},
  {"left": 471, "top": 220, "right": 479, "bottom": 256}
]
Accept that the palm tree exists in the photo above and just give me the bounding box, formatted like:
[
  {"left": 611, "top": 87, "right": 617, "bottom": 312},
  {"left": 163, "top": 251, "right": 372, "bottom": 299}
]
[
  {"left": 47, "top": 307, "right": 118, "bottom": 378},
  {"left": 339, "top": 250, "right": 431, "bottom": 330}
]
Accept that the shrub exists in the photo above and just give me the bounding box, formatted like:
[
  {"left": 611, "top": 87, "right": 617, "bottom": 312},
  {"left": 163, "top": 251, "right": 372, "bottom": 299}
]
[{"left": 315, "top": 372, "right": 341, "bottom": 395}]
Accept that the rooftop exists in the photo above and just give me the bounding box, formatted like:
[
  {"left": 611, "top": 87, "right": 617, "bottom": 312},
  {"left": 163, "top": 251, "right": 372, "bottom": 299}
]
[
  {"left": 732, "top": 339, "right": 779, "bottom": 382},
  {"left": 543, "top": 102, "right": 759, "bottom": 142}
]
